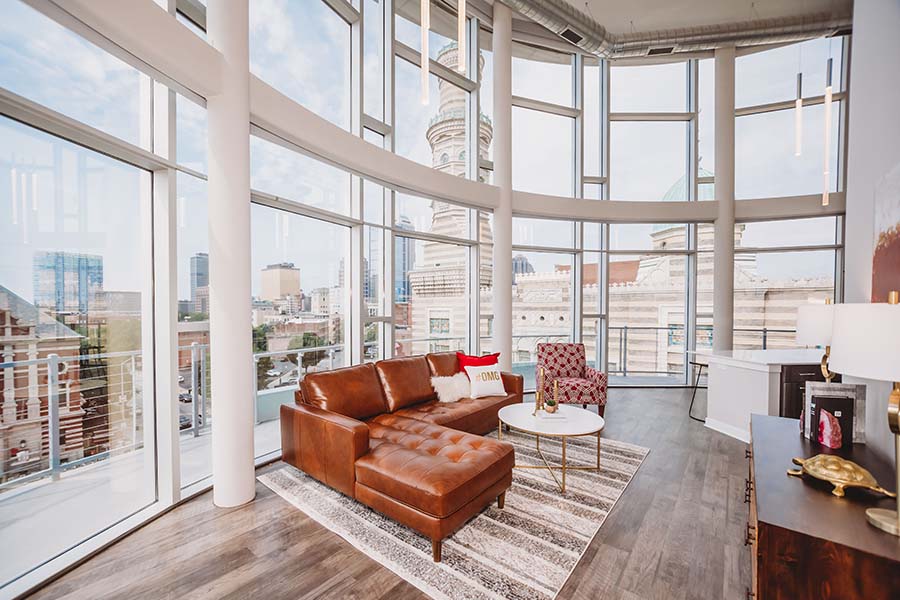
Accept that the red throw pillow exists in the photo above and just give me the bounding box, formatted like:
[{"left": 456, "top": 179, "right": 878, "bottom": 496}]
[{"left": 457, "top": 352, "right": 500, "bottom": 377}]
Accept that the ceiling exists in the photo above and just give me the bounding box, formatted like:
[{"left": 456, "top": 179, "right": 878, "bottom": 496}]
[{"left": 552, "top": 0, "right": 852, "bottom": 35}]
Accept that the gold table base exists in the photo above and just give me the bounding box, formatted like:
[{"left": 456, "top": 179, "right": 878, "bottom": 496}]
[{"left": 498, "top": 418, "right": 601, "bottom": 494}]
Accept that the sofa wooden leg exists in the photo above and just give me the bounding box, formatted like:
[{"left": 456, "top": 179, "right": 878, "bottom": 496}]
[
  {"left": 498, "top": 491, "right": 506, "bottom": 509},
  {"left": 432, "top": 539, "right": 442, "bottom": 562},
  {"left": 583, "top": 403, "right": 587, "bottom": 409}
]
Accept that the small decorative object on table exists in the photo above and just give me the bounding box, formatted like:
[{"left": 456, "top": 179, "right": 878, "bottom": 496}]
[
  {"left": 787, "top": 454, "right": 897, "bottom": 498},
  {"left": 545, "top": 397, "right": 558, "bottom": 414}
]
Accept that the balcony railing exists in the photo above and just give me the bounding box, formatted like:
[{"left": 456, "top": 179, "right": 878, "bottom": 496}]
[{"left": 1, "top": 325, "right": 798, "bottom": 491}]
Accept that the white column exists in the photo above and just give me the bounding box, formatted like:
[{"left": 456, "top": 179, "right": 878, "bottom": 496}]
[
  {"left": 713, "top": 46, "right": 735, "bottom": 352},
  {"left": 207, "top": 0, "right": 255, "bottom": 507},
  {"left": 491, "top": 3, "right": 513, "bottom": 370}
]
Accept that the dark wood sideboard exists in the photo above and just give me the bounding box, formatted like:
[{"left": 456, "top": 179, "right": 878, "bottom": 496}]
[
  {"left": 747, "top": 415, "right": 900, "bottom": 600},
  {"left": 779, "top": 364, "right": 841, "bottom": 419}
]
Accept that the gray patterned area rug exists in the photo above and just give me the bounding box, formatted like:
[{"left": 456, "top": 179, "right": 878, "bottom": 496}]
[{"left": 259, "top": 430, "right": 648, "bottom": 600}]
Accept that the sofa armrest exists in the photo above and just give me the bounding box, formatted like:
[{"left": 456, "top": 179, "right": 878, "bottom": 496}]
[
  {"left": 585, "top": 366, "right": 608, "bottom": 391},
  {"left": 501, "top": 371, "right": 524, "bottom": 400},
  {"left": 280, "top": 403, "right": 369, "bottom": 498}
]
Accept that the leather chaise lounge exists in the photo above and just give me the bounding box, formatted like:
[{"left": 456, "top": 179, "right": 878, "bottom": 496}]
[{"left": 280, "top": 352, "right": 524, "bottom": 561}]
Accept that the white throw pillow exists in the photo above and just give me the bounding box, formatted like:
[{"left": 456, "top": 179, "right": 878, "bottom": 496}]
[
  {"left": 464, "top": 364, "right": 506, "bottom": 399},
  {"left": 431, "top": 372, "right": 470, "bottom": 403}
]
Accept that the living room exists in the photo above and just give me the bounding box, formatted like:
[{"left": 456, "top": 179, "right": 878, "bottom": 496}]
[{"left": 1, "top": 0, "right": 899, "bottom": 598}]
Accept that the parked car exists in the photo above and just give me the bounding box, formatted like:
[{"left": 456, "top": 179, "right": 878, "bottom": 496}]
[
  {"left": 178, "top": 375, "right": 185, "bottom": 384},
  {"left": 178, "top": 392, "right": 192, "bottom": 403},
  {"left": 179, "top": 414, "right": 203, "bottom": 430},
  {"left": 266, "top": 369, "right": 280, "bottom": 377}
]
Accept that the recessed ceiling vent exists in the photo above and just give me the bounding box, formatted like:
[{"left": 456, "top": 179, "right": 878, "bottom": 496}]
[
  {"left": 647, "top": 46, "right": 675, "bottom": 56},
  {"left": 559, "top": 27, "right": 584, "bottom": 45}
]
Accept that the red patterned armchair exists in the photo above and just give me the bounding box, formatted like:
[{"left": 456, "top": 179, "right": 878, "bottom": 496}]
[{"left": 536, "top": 343, "right": 608, "bottom": 416}]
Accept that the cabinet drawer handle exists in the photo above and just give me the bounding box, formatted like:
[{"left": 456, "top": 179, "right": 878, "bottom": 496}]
[
  {"left": 746, "top": 587, "right": 755, "bottom": 599},
  {"left": 744, "top": 478, "right": 753, "bottom": 503},
  {"left": 797, "top": 372, "right": 816, "bottom": 377},
  {"left": 745, "top": 522, "right": 757, "bottom": 546},
  {"left": 745, "top": 449, "right": 752, "bottom": 459}
]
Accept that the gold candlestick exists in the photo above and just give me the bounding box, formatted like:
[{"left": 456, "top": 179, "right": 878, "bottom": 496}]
[{"left": 533, "top": 367, "right": 546, "bottom": 415}]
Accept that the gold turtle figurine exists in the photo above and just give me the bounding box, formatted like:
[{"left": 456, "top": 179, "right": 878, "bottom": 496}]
[{"left": 787, "top": 454, "right": 897, "bottom": 498}]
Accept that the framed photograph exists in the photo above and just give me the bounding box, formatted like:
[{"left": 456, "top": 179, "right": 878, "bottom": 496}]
[{"left": 803, "top": 382, "right": 866, "bottom": 445}]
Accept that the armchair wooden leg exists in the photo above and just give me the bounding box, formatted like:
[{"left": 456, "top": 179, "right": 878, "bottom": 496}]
[
  {"left": 498, "top": 491, "right": 506, "bottom": 509},
  {"left": 582, "top": 403, "right": 587, "bottom": 409},
  {"left": 432, "top": 539, "right": 442, "bottom": 562},
  {"left": 598, "top": 404, "right": 605, "bottom": 418}
]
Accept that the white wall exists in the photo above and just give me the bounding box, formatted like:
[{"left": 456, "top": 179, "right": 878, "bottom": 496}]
[{"left": 843, "top": 0, "right": 900, "bottom": 462}]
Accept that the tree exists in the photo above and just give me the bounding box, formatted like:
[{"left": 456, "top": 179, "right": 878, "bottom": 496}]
[
  {"left": 287, "top": 333, "right": 326, "bottom": 372},
  {"left": 256, "top": 355, "right": 274, "bottom": 391}
]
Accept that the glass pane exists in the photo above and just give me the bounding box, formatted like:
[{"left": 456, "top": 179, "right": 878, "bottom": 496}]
[
  {"left": 511, "top": 251, "right": 574, "bottom": 390},
  {"left": 735, "top": 103, "right": 841, "bottom": 200},
  {"left": 395, "top": 9, "right": 462, "bottom": 71},
  {"left": 250, "top": 0, "right": 351, "bottom": 129},
  {"left": 363, "top": 177, "right": 385, "bottom": 225},
  {"left": 610, "top": 122, "right": 687, "bottom": 201},
  {"left": 393, "top": 237, "right": 468, "bottom": 356},
  {"left": 395, "top": 57, "right": 470, "bottom": 172},
  {"left": 175, "top": 173, "right": 213, "bottom": 487},
  {"left": 0, "top": 116, "right": 153, "bottom": 586},
  {"left": 396, "top": 194, "right": 471, "bottom": 239},
  {"left": 512, "top": 42, "right": 572, "bottom": 106},
  {"left": 736, "top": 38, "right": 844, "bottom": 108},
  {"left": 480, "top": 44, "right": 494, "bottom": 161},
  {"left": 582, "top": 316, "right": 604, "bottom": 369},
  {"left": 609, "top": 223, "right": 687, "bottom": 251},
  {"left": 584, "top": 64, "right": 601, "bottom": 177},
  {"left": 737, "top": 217, "right": 837, "bottom": 248},
  {"left": 698, "top": 58, "right": 715, "bottom": 180},
  {"left": 512, "top": 217, "right": 574, "bottom": 247},
  {"left": 733, "top": 250, "right": 835, "bottom": 349},
  {"left": 0, "top": 1, "right": 146, "bottom": 146},
  {"left": 478, "top": 212, "right": 494, "bottom": 354},
  {"left": 363, "top": 321, "right": 384, "bottom": 363},
  {"left": 251, "top": 205, "right": 350, "bottom": 456},
  {"left": 512, "top": 107, "right": 573, "bottom": 196},
  {"left": 250, "top": 135, "right": 351, "bottom": 215},
  {"left": 364, "top": 225, "right": 384, "bottom": 316},
  {"left": 176, "top": 94, "right": 207, "bottom": 173},
  {"left": 583, "top": 252, "right": 603, "bottom": 315},
  {"left": 608, "top": 254, "right": 686, "bottom": 383},
  {"left": 363, "top": 0, "right": 385, "bottom": 120},
  {"left": 610, "top": 62, "right": 687, "bottom": 113}
]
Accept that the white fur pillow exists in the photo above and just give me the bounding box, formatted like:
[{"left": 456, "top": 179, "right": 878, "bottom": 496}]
[
  {"left": 431, "top": 372, "right": 470, "bottom": 403},
  {"left": 464, "top": 364, "right": 506, "bottom": 398}
]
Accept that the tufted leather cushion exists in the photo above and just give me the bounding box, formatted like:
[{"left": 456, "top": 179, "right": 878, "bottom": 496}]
[
  {"left": 375, "top": 356, "right": 436, "bottom": 412},
  {"left": 425, "top": 352, "right": 460, "bottom": 377},
  {"left": 357, "top": 415, "right": 514, "bottom": 518},
  {"left": 301, "top": 363, "right": 388, "bottom": 420},
  {"left": 391, "top": 393, "right": 519, "bottom": 435}
]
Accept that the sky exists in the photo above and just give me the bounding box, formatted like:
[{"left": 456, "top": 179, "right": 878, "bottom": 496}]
[{"left": 0, "top": 0, "right": 845, "bottom": 304}]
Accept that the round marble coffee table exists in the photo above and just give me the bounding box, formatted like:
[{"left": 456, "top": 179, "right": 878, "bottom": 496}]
[{"left": 498, "top": 403, "right": 605, "bottom": 493}]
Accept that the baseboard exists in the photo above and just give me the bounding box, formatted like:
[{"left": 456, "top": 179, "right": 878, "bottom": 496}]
[{"left": 705, "top": 418, "right": 750, "bottom": 443}]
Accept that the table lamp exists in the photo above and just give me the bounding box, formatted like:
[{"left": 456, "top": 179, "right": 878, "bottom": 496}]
[
  {"left": 829, "top": 291, "right": 900, "bottom": 536},
  {"left": 796, "top": 302, "right": 836, "bottom": 382}
]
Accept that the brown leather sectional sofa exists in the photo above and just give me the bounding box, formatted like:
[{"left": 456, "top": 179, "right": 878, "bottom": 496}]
[{"left": 280, "top": 352, "right": 523, "bottom": 561}]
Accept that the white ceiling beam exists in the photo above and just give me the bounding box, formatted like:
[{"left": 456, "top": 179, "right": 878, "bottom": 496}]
[{"left": 49, "top": 0, "right": 223, "bottom": 98}]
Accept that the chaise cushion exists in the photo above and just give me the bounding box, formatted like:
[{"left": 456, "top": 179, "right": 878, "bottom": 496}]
[
  {"left": 357, "top": 416, "right": 514, "bottom": 518},
  {"left": 375, "top": 356, "right": 436, "bottom": 412},
  {"left": 388, "top": 393, "right": 518, "bottom": 435},
  {"left": 301, "top": 363, "right": 388, "bottom": 420}
]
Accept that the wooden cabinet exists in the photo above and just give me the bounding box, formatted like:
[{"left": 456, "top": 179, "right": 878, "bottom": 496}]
[
  {"left": 748, "top": 415, "right": 900, "bottom": 599},
  {"left": 778, "top": 364, "right": 840, "bottom": 419}
]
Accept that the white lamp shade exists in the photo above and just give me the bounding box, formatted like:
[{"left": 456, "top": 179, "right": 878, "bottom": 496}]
[
  {"left": 795, "top": 304, "right": 835, "bottom": 346},
  {"left": 829, "top": 303, "right": 900, "bottom": 382}
]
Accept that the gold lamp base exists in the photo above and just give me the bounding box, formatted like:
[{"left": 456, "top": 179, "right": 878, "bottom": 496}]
[{"left": 866, "top": 508, "right": 900, "bottom": 536}]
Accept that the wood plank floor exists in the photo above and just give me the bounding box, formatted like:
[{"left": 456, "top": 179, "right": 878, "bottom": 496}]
[{"left": 29, "top": 388, "right": 751, "bottom": 600}]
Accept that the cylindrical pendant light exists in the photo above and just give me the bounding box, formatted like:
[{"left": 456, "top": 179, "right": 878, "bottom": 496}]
[
  {"left": 457, "top": 0, "right": 466, "bottom": 72},
  {"left": 822, "top": 56, "right": 833, "bottom": 206},
  {"left": 794, "top": 72, "right": 803, "bottom": 156},
  {"left": 421, "top": 0, "right": 430, "bottom": 105}
]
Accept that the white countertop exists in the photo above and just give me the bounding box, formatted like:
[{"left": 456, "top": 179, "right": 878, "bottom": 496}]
[{"left": 688, "top": 348, "right": 823, "bottom": 368}]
